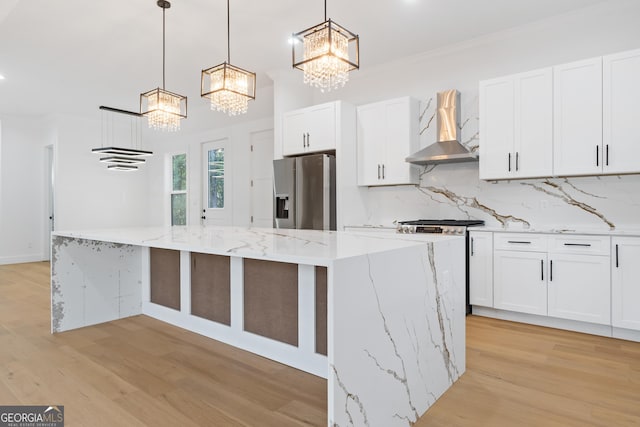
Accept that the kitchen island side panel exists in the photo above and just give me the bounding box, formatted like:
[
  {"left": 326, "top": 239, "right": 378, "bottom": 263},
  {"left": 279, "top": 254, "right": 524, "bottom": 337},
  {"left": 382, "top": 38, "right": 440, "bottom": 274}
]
[
  {"left": 329, "top": 238, "right": 466, "bottom": 426},
  {"left": 51, "top": 236, "right": 143, "bottom": 333}
]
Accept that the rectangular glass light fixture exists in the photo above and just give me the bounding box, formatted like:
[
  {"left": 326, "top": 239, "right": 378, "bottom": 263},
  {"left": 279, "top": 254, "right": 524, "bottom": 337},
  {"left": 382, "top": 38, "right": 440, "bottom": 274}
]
[
  {"left": 201, "top": 62, "right": 256, "bottom": 116},
  {"left": 292, "top": 19, "right": 359, "bottom": 92},
  {"left": 140, "top": 87, "right": 187, "bottom": 131},
  {"left": 91, "top": 147, "right": 153, "bottom": 156}
]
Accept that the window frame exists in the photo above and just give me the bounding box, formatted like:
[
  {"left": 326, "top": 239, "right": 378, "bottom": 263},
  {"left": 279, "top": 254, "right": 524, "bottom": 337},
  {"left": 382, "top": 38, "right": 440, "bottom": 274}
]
[{"left": 167, "top": 151, "right": 188, "bottom": 226}]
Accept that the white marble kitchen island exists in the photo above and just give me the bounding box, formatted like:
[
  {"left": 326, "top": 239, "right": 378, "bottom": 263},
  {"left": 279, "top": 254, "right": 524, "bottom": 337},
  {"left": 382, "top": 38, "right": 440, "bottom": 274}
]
[{"left": 51, "top": 226, "right": 465, "bottom": 426}]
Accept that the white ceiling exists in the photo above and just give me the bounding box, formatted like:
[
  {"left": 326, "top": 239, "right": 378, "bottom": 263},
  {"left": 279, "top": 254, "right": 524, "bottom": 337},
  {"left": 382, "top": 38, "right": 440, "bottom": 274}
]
[{"left": 0, "top": 0, "right": 612, "bottom": 116}]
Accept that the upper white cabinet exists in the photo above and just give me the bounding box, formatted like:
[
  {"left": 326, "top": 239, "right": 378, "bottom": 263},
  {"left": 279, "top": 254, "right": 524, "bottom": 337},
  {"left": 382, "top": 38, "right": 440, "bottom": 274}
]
[
  {"left": 603, "top": 48, "right": 640, "bottom": 174},
  {"left": 283, "top": 102, "right": 337, "bottom": 156},
  {"left": 553, "top": 57, "right": 603, "bottom": 176},
  {"left": 479, "top": 68, "right": 553, "bottom": 180},
  {"left": 469, "top": 231, "right": 494, "bottom": 308},
  {"left": 612, "top": 236, "right": 640, "bottom": 331},
  {"left": 356, "top": 97, "right": 419, "bottom": 186},
  {"left": 480, "top": 48, "right": 640, "bottom": 180}
]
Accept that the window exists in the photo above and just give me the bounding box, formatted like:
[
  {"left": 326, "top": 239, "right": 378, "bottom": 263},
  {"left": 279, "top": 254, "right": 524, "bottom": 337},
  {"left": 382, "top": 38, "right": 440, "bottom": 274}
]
[
  {"left": 207, "top": 148, "right": 225, "bottom": 209},
  {"left": 170, "top": 153, "right": 187, "bottom": 225}
]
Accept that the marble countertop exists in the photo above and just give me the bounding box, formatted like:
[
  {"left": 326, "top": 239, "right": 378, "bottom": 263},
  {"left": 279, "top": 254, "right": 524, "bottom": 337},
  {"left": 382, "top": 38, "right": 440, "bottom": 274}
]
[{"left": 53, "top": 226, "right": 462, "bottom": 266}]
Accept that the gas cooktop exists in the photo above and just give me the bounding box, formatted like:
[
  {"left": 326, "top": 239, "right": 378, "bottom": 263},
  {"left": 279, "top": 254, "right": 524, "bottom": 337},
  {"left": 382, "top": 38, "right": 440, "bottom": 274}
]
[
  {"left": 398, "top": 219, "right": 485, "bottom": 226},
  {"left": 396, "top": 219, "right": 484, "bottom": 234}
]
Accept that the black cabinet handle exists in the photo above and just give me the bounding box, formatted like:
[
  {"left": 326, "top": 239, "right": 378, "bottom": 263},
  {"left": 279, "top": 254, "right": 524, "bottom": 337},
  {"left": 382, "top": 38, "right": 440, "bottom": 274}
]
[
  {"left": 201, "top": 216, "right": 206, "bottom": 220},
  {"left": 615, "top": 244, "right": 619, "bottom": 268},
  {"left": 471, "top": 237, "right": 475, "bottom": 256},
  {"left": 377, "top": 164, "right": 381, "bottom": 179},
  {"left": 596, "top": 145, "right": 599, "bottom": 167},
  {"left": 382, "top": 164, "right": 385, "bottom": 179},
  {"left": 606, "top": 144, "right": 609, "bottom": 166},
  {"left": 508, "top": 153, "right": 511, "bottom": 172},
  {"left": 550, "top": 260, "right": 553, "bottom": 282},
  {"left": 541, "top": 259, "right": 544, "bottom": 281},
  {"left": 563, "top": 243, "right": 591, "bottom": 247},
  {"left": 507, "top": 240, "right": 531, "bottom": 244},
  {"left": 306, "top": 132, "right": 310, "bottom": 147},
  {"left": 516, "top": 152, "right": 519, "bottom": 171}
]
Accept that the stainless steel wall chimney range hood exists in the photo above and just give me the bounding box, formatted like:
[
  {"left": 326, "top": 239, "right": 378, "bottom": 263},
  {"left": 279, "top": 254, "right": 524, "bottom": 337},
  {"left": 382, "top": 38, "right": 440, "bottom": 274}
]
[{"left": 405, "top": 89, "right": 478, "bottom": 165}]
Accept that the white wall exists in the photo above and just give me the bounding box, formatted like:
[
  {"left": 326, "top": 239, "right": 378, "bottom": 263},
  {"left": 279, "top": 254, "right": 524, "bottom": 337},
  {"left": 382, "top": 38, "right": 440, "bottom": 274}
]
[
  {"left": 0, "top": 115, "right": 50, "bottom": 264},
  {"left": 272, "top": 0, "right": 640, "bottom": 231},
  {"left": 53, "top": 113, "right": 150, "bottom": 230}
]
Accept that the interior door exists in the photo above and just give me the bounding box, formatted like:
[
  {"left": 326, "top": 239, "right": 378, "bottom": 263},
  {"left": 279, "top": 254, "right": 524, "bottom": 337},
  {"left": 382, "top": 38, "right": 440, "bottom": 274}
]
[
  {"left": 249, "top": 129, "right": 274, "bottom": 227},
  {"left": 46, "top": 144, "right": 55, "bottom": 260},
  {"left": 202, "top": 139, "right": 231, "bottom": 226}
]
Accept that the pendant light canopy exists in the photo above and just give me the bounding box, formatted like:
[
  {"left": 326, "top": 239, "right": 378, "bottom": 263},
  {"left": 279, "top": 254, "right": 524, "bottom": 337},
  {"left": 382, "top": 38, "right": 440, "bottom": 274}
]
[
  {"left": 201, "top": 0, "right": 256, "bottom": 116},
  {"left": 292, "top": 0, "right": 359, "bottom": 92},
  {"left": 140, "top": 0, "right": 187, "bottom": 131}
]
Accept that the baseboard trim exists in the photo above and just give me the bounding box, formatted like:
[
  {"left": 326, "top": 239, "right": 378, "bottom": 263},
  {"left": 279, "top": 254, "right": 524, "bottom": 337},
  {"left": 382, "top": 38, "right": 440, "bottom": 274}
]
[
  {"left": 0, "top": 254, "right": 47, "bottom": 265},
  {"left": 471, "top": 306, "right": 628, "bottom": 340}
]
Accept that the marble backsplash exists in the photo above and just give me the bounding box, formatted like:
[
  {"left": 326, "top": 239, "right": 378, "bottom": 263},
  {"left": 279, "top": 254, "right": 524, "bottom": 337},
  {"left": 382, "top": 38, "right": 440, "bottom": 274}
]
[{"left": 358, "top": 94, "right": 640, "bottom": 231}]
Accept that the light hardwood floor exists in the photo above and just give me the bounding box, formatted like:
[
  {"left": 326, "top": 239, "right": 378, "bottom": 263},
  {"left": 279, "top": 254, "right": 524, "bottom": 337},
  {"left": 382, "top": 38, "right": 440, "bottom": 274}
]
[{"left": 1, "top": 262, "right": 639, "bottom": 426}]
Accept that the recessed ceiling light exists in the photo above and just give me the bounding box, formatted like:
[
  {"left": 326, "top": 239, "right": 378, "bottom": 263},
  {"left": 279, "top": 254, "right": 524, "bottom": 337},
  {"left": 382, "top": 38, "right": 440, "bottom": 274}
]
[
  {"left": 287, "top": 37, "right": 299, "bottom": 45},
  {"left": 0, "top": 74, "right": 5, "bottom": 80}
]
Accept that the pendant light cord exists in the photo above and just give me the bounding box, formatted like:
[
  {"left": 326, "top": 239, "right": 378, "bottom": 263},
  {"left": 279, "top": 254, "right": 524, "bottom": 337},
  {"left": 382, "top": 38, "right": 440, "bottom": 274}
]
[
  {"left": 226, "top": 0, "right": 230, "bottom": 63},
  {"left": 324, "top": 0, "right": 327, "bottom": 21},
  {"left": 162, "top": 4, "right": 166, "bottom": 89}
]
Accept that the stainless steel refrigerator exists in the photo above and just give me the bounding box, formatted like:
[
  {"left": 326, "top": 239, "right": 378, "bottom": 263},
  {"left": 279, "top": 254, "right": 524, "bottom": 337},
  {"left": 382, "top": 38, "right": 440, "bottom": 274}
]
[{"left": 273, "top": 154, "right": 336, "bottom": 230}]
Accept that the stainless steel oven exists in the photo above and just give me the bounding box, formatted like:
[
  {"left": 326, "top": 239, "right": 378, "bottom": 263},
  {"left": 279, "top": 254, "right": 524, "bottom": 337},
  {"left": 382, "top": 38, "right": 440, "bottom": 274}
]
[{"left": 397, "top": 219, "right": 485, "bottom": 314}]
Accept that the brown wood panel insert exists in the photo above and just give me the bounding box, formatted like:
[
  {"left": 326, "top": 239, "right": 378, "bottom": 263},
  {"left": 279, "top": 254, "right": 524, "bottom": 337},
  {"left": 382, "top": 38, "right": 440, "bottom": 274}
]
[
  {"left": 315, "top": 266, "right": 328, "bottom": 356},
  {"left": 243, "top": 259, "right": 298, "bottom": 346},
  {"left": 150, "top": 247, "right": 180, "bottom": 310},
  {"left": 190, "top": 253, "right": 231, "bottom": 325}
]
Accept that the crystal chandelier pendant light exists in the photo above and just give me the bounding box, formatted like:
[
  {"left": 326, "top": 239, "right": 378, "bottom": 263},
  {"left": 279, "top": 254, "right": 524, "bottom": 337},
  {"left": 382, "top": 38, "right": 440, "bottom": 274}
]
[
  {"left": 292, "top": 0, "right": 359, "bottom": 92},
  {"left": 201, "top": 0, "right": 256, "bottom": 116},
  {"left": 140, "top": 0, "right": 187, "bottom": 131}
]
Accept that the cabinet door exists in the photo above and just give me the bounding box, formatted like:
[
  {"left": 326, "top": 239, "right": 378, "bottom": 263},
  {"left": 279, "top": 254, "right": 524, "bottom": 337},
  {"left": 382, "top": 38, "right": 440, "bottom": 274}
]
[
  {"left": 282, "top": 110, "right": 308, "bottom": 156},
  {"left": 494, "top": 251, "right": 547, "bottom": 316},
  {"left": 553, "top": 57, "right": 603, "bottom": 176},
  {"left": 603, "top": 49, "right": 640, "bottom": 174},
  {"left": 612, "top": 237, "right": 640, "bottom": 330},
  {"left": 479, "top": 77, "right": 514, "bottom": 180},
  {"left": 514, "top": 68, "right": 553, "bottom": 178},
  {"left": 306, "top": 103, "right": 336, "bottom": 153},
  {"left": 357, "top": 103, "right": 386, "bottom": 185},
  {"left": 469, "top": 232, "right": 493, "bottom": 307},
  {"left": 547, "top": 253, "right": 610, "bottom": 325},
  {"left": 382, "top": 98, "right": 418, "bottom": 185}
]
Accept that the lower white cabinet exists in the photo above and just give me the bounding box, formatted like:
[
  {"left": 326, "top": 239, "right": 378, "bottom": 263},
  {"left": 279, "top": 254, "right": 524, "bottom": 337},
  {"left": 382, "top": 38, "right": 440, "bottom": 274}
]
[
  {"left": 494, "top": 250, "right": 547, "bottom": 316},
  {"left": 490, "top": 233, "right": 612, "bottom": 325},
  {"left": 612, "top": 237, "right": 640, "bottom": 331},
  {"left": 547, "top": 253, "right": 610, "bottom": 325},
  {"left": 469, "top": 231, "right": 493, "bottom": 307}
]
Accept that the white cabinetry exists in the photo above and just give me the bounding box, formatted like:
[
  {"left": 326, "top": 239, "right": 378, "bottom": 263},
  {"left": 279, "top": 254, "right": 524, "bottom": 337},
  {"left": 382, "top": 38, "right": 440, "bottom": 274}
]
[
  {"left": 547, "top": 236, "right": 610, "bottom": 325},
  {"left": 356, "top": 97, "right": 419, "bottom": 186},
  {"left": 603, "top": 48, "right": 640, "bottom": 174},
  {"left": 282, "top": 102, "right": 337, "bottom": 156},
  {"left": 479, "top": 68, "right": 553, "bottom": 180},
  {"left": 612, "top": 237, "right": 640, "bottom": 331},
  {"left": 493, "top": 234, "right": 548, "bottom": 316},
  {"left": 553, "top": 57, "right": 603, "bottom": 176},
  {"left": 469, "top": 231, "right": 493, "bottom": 307}
]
